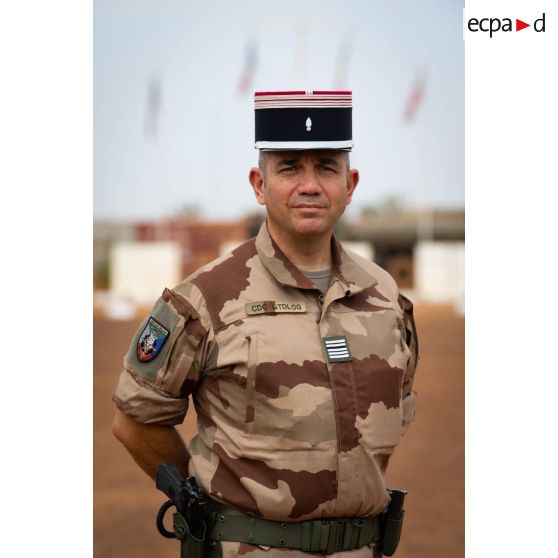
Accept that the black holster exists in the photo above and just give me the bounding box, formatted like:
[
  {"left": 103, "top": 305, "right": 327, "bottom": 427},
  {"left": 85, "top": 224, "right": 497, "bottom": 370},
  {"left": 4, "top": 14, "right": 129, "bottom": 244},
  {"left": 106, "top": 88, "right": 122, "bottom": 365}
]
[
  {"left": 173, "top": 511, "right": 208, "bottom": 558},
  {"left": 156, "top": 465, "right": 213, "bottom": 558}
]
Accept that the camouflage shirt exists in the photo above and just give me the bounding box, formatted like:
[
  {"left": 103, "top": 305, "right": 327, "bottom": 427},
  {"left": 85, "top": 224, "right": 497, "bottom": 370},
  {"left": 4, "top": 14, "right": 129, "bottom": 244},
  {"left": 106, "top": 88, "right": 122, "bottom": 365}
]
[{"left": 113, "top": 223, "right": 419, "bottom": 521}]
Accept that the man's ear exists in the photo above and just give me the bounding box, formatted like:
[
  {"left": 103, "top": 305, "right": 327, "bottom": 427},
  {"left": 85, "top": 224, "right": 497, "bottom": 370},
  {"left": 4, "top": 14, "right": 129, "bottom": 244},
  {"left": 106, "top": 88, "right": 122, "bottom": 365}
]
[
  {"left": 249, "top": 167, "right": 266, "bottom": 206},
  {"left": 345, "top": 168, "right": 359, "bottom": 204}
]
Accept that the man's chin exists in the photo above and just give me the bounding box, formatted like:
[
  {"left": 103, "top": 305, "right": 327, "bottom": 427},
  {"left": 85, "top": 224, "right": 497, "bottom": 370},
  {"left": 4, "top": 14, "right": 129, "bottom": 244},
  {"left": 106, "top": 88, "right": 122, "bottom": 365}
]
[{"left": 291, "top": 218, "right": 331, "bottom": 237}]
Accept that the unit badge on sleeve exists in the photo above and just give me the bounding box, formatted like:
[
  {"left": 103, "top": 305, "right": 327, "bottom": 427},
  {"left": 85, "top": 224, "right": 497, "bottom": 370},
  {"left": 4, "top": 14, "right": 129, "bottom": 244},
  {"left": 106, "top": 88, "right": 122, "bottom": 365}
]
[{"left": 136, "top": 317, "right": 170, "bottom": 362}]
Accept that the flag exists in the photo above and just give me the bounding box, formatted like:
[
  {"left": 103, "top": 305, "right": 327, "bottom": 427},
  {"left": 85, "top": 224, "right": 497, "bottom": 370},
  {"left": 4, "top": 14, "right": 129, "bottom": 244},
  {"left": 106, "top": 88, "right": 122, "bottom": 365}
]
[
  {"left": 237, "top": 41, "right": 258, "bottom": 96},
  {"left": 403, "top": 73, "right": 426, "bottom": 123},
  {"left": 144, "top": 75, "right": 162, "bottom": 137}
]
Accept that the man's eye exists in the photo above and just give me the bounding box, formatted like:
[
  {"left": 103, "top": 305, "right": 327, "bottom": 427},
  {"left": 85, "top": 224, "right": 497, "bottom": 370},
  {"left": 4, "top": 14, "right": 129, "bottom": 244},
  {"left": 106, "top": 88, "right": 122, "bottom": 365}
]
[
  {"left": 318, "top": 165, "right": 336, "bottom": 173},
  {"left": 279, "top": 166, "right": 297, "bottom": 173}
]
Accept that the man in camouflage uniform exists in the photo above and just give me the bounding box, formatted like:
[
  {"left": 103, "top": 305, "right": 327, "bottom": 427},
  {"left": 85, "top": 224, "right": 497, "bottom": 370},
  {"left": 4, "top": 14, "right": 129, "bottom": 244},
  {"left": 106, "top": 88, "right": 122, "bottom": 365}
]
[{"left": 113, "top": 91, "right": 419, "bottom": 558}]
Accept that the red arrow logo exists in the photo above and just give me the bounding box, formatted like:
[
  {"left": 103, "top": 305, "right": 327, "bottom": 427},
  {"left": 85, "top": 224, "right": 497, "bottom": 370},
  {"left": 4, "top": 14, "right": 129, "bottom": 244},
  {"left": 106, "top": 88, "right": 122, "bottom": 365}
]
[{"left": 516, "top": 19, "right": 530, "bottom": 31}]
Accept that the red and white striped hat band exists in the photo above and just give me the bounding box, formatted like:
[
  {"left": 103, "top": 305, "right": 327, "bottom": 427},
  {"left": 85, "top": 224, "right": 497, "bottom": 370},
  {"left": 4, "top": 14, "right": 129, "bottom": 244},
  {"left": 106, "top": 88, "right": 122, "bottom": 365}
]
[{"left": 254, "top": 90, "right": 353, "bottom": 151}]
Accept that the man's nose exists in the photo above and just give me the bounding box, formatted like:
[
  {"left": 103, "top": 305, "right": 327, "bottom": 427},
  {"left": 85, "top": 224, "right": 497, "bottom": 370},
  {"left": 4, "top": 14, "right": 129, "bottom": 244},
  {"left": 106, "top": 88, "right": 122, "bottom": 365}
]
[{"left": 296, "top": 170, "right": 321, "bottom": 194}]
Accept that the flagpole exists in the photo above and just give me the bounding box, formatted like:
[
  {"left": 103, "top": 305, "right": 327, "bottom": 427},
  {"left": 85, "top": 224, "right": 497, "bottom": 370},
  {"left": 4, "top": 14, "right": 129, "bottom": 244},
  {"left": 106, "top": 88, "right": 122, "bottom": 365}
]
[
  {"left": 295, "top": 21, "right": 309, "bottom": 86},
  {"left": 402, "top": 71, "right": 432, "bottom": 243}
]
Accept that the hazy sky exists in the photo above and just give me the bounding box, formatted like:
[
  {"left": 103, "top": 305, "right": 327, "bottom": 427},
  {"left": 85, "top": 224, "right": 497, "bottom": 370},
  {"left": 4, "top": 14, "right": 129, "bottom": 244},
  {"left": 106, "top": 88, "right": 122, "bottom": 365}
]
[{"left": 94, "top": 0, "right": 464, "bottom": 221}]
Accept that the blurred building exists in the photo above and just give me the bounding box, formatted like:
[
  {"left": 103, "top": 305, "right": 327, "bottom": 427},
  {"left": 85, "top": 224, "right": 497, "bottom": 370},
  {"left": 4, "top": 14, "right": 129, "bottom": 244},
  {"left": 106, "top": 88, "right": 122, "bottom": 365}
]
[
  {"left": 93, "top": 220, "right": 136, "bottom": 289},
  {"left": 94, "top": 210, "right": 464, "bottom": 307},
  {"left": 136, "top": 218, "right": 254, "bottom": 278},
  {"left": 345, "top": 209, "right": 464, "bottom": 302},
  {"left": 94, "top": 217, "right": 260, "bottom": 290}
]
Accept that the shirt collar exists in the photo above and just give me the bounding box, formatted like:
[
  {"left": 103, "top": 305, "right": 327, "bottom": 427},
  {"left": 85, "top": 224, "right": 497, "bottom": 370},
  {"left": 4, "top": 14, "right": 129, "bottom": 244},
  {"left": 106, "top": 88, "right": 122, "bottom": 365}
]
[{"left": 255, "top": 222, "right": 378, "bottom": 295}]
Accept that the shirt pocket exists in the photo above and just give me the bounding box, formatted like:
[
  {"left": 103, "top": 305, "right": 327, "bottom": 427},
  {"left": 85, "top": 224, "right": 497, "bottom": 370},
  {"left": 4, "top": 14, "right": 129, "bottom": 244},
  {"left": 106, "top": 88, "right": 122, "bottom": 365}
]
[
  {"left": 241, "top": 325, "right": 336, "bottom": 446},
  {"left": 244, "top": 334, "right": 258, "bottom": 433}
]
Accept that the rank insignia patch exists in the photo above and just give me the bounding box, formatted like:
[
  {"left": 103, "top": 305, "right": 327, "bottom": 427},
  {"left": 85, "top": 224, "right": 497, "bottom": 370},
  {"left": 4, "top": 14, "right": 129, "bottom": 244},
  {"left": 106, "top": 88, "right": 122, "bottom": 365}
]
[
  {"left": 323, "top": 336, "right": 352, "bottom": 363},
  {"left": 136, "top": 317, "right": 170, "bottom": 362}
]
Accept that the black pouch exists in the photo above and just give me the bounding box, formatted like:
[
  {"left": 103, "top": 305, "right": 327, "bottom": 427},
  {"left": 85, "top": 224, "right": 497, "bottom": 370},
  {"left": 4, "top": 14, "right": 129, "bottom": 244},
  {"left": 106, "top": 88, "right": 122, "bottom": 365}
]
[
  {"left": 379, "top": 489, "right": 406, "bottom": 556},
  {"left": 380, "top": 509, "right": 405, "bottom": 556}
]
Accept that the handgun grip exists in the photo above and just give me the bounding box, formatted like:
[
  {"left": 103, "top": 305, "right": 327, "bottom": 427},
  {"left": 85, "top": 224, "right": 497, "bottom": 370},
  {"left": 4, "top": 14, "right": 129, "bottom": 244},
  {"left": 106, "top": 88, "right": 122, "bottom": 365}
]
[{"left": 156, "top": 464, "right": 185, "bottom": 501}]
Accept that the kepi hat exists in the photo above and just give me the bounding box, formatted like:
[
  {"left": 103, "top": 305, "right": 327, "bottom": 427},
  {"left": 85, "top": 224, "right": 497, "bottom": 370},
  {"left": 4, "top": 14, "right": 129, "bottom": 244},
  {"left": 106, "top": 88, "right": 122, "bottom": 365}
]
[{"left": 254, "top": 90, "right": 353, "bottom": 151}]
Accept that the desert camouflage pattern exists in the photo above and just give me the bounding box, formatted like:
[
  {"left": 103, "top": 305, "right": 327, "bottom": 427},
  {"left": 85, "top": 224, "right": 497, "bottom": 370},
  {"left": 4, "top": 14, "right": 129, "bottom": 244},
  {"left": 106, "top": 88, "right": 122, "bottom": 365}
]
[
  {"left": 218, "top": 540, "right": 380, "bottom": 558},
  {"left": 114, "top": 223, "right": 419, "bottom": 526}
]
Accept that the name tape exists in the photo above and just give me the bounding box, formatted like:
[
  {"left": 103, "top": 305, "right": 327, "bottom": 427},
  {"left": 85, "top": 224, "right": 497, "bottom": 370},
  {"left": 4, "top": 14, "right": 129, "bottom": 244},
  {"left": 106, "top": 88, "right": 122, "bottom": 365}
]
[{"left": 246, "top": 301, "right": 307, "bottom": 315}]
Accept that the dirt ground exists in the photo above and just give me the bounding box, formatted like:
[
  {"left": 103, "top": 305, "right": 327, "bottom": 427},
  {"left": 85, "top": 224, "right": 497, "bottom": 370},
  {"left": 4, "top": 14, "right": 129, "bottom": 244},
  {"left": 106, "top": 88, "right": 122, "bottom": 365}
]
[{"left": 94, "top": 304, "right": 464, "bottom": 558}]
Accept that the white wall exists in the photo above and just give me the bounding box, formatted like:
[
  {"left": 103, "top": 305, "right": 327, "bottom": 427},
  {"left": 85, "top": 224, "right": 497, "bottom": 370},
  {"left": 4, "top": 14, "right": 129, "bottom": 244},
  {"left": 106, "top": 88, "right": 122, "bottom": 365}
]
[
  {"left": 109, "top": 241, "right": 182, "bottom": 305},
  {"left": 342, "top": 241, "right": 374, "bottom": 261},
  {"left": 414, "top": 241, "right": 465, "bottom": 305}
]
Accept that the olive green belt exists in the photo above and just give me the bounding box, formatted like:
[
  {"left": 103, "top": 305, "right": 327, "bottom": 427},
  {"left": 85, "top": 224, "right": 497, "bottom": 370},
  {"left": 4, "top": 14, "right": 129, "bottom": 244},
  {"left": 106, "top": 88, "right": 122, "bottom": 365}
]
[{"left": 196, "top": 502, "right": 382, "bottom": 554}]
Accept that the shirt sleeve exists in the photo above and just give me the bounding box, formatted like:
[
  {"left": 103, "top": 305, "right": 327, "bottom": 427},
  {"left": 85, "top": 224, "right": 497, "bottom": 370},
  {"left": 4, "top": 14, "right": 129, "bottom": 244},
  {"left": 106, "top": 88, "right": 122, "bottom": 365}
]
[
  {"left": 398, "top": 293, "right": 419, "bottom": 436},
  {"left": 112, "top": 286, "right": 211, "bottom": 425}
]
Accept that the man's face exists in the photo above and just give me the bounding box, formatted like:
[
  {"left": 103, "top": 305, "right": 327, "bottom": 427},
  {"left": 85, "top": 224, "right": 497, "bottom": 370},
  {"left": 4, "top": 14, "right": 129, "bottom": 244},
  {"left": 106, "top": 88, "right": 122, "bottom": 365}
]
[{"left": 249, "top": 150, "right": 359, "bottom": 239}]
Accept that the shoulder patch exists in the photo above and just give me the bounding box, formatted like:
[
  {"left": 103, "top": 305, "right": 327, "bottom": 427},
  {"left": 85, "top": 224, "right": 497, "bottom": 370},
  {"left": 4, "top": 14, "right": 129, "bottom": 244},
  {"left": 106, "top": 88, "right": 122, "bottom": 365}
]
[
  {"left": 136, "top": 317, "right": 170, "bottom": 362},
  {"left": 124, "top": 296, "right": 180, "bottom": 381}
]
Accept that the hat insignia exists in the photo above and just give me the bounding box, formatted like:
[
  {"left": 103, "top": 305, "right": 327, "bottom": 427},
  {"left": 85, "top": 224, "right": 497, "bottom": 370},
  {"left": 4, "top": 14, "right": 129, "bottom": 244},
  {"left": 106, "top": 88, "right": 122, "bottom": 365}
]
[{"left": 305, "top": 117, "right": 312, "bottom": 132}]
